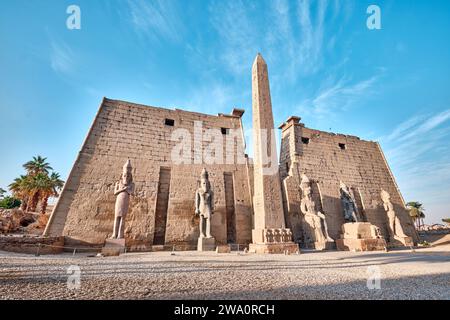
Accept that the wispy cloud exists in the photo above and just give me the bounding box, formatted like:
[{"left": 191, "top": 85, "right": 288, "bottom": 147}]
[
  {"left": 126, "top": 0, "right": 184, "bottom": 43},
  {"left": 397, "top": 109, "right": 450, "bottom": 142},
  {"left": 209, "top": 0, "right": 259, "bottom": 76},
  {"left": 381, "top": 109, "right": 450, "bottom": 223},
  {"left": 50, "top": 40, "right": 75, "bottom": 75},
  {"left": 208, "top": 0, "right": 344, "bottom": 80},
  {"left": 296, "top": 74, "right": 380, "bottom": 119}
]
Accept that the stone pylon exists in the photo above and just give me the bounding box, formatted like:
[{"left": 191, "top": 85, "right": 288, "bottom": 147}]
[{"left": 249, "top": 53, "right": 299, "bottom": 254}]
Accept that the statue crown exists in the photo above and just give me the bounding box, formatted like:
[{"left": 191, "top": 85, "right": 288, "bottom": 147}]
[
  {"left": 201, "top": 168, "right": 209, "bottom": 179},
  {"left": 123, "top": 159, "right": 132, "bottom": 172}
]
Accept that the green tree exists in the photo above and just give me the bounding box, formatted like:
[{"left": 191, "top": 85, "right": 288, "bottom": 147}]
[
  {"left": 0, "top": 188, "right": 6, "bottom": 199},
  {"left": 23, "top": 155, "right": 53, "bottom": 176},
  {"left": 9, "top": 156, "right": 64, "bottom": 213},
  {"left": 9, "top": 175, "right": 31, "bottom": 211},
  {"left": 39, "top": 172, "right": 64, "bottom": 214},
  {"left": 442, "top": 218, "right": 450, "bottom": 226},
  {"left": 0, "top": 196, "right": 21, "bottom": 209},
  {"left": 406, "top": 202, "right": 425, "bottom": 229}
]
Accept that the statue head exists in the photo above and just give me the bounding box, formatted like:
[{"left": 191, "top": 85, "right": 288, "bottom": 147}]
[
  {"left": 380, "top": 189, "right": 390, "bottom": 203},
  {"left": 121, "top": 159, "right": 133, "bottom": 185},
  {"left": 200, "top": 168, "right": 211, "bottom": 192},
  {"left": 339, "top": 181, "right": 350, "bottom": 196},
  {"left": 300, "top": 174, "right": 312, "bottom": 198}
]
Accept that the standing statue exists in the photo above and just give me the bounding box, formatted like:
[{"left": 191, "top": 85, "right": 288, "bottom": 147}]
[
  {"left": 340, "top": 181, "right": 360, "bottom": 223},
  {"left": 300, "top": 174, "right": 333, "bottom": 243},
  {"left": 195, "top": 168, "right": 214, "bottom": 238},
  {"left": 381, "top": 190, "right": 406, "bottom": 239},
  {"left": 111, "top": 159, "right": 135, "bottom": 239}
]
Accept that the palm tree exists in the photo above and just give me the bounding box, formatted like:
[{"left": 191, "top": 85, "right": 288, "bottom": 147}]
[
  {"left": 27, "top": 173, "right": 49, "bottom": 212},
  {"left": 9, "top": 175, "right": 32, "bottom": 211},
  {"left": 23, "top": 155, "right": 53, "bottom": 176},
  {"left": 406, "top": 201, "right": 425, "bottom": 229},
  {"left": 39, "top": 172, "right": 64, "bottom": 214}
]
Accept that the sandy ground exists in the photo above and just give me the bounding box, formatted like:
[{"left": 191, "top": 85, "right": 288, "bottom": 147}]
[{"left": 0, "top": 245, "right": 449, "bottom": 300}]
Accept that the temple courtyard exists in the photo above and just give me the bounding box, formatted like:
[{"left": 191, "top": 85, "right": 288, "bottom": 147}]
[{"left": 0, "top": 245, "right": 449, "bottom": 300}]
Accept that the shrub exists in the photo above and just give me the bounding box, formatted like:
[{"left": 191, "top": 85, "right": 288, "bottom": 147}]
[{"left": 0, "top": 196, "right": 22, "bottom": 209}]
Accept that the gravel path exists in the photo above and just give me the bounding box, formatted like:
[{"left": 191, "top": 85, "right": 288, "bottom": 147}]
[{"left": 1, "top": 246, "right": 449, "bottom": 300}]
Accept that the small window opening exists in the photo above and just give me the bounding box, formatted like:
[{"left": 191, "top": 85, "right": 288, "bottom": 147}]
[
  {"left": 221, "top": 127, "right": 229, "bottom": 135},
  {"left": 301, "top": 137, "right": 310, "bottom": 144},
  {"left": 286, "top": 162, "right": 290, "bottom": 172},
  {"left": 165, "top": 118, "right": 175, "bottom": 126},
  {"left": 338, "top": 143, "right": 346, "bottom": 150}
]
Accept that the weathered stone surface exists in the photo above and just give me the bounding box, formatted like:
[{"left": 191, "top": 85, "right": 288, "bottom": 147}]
[
  {"left": 0, "top": 235, "right": 64, "bottom": 254},
  {"left": 280, "top": 119, "right": 418, "bottom": 246},
  {"left": 335, "top": 222, "right": 387, "bottom": 251},
  {"left": 335, "top": 238, "right": 387, "bottom": 252},
  {"left": 249, "top": 242, "right": 299, "bottom": 254},
  {"left": 215, "top": 244, "right": 231, "bottom": 253},
  {"left": 197, "top": 237, "right": 215, "bottom": 251},
  {"left": 102, "top": 238, "right": 126, "bottom": 256},
  {"left": 250, "top": 53, "right": 297, "bottom": 254},
  {"left": 44, "top": 99, "right": 253, "bottom": 249},
  {"left": 0, "top": 209, "right": 43, "bottom": 234}
]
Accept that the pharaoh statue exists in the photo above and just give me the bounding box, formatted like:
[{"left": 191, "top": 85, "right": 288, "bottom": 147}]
[
  {"left": 381, "top": 190, "right": 406, "bottom": 240},
  {"left": 340, "top": 181, "right": 360, "bottom": 223},
  {"left": 300, "top": 174, "right": 333, "bottom": 243},
  {"left": 195, "top": 168, "right": 214, "bottom": 238},
  {"left": 111, "top": 159, "right": 135, "bottom": 239}
]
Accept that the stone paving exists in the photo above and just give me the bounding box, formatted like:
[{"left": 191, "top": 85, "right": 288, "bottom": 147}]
[{"left": 0, "top": 246, "right": 449, "bottom": 300}]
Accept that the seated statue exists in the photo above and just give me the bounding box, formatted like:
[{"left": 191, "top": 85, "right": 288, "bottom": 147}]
[
  {"left": 339, "top": 182, "right": 361, "bottom": 223},
  {"left": 300, "top": 174, "right": 333, "bottom": 243}
]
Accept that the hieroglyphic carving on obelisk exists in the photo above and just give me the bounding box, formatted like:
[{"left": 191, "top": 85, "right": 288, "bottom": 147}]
[{"left": 250, "top": 53, "right": 298, "bottom": 254}]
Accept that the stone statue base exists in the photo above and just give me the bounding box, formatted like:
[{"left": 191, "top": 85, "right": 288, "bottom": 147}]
[
  {"left": 336, "top": 222, "right": 387, "bottom": 252},
  {"left": 197, "top": 237, "right": 216, "bottom": 251},
  {"left": 249, "top": 242, "right": 300, "bottom": 254},
  {"left": 249, "top": 228, "right": 300, "bottom": 254},
  {"left": 389, "top": 235, "right": 414, "bottom": 247},
  {"left": 102, "top": 238, "right": 126, "bottom": 256}
]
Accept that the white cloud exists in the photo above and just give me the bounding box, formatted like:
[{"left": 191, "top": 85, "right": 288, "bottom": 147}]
[
  {"left": 398, "top": 109, "right": 450, "bottom": 142},
  {"left": 381, "top": 109, "right": 450, "bottom": 223},
  {"left": 50, "top": 40, "right": 75, "bottom": 75},
  {"left": 296, "top": 74, "right": 379, "bottom": 119},
  {"left": 126, "top": 0, "right": 184, "bottom": 43},
  {"left": 208, "top": 0, "right": 342, "bottom": 80}
]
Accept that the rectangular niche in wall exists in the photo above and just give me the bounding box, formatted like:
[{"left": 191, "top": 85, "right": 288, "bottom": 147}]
[
  {"left": 224, "top": 172, "right": 236, "bottom": 244},
  {"left": 153, "top": 167, "right": 171, "bottom": 245}
]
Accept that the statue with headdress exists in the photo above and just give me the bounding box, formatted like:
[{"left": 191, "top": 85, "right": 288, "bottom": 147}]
[
  {"left": 195, "top": 168, "right": 214, "bottom": 238},
  {"left": 111, "top": 159, "right": 135, "bottom": 239},
  {"left": 381, "top": 189, "right": 406, "bottom": 240},
  {"left": 300, "top": 174, "right": 333, "bottom": 244},
  {"left": 339, "top": 181, "right": 360, "bottom": 223}
]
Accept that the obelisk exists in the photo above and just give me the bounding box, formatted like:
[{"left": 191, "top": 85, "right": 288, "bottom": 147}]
[{"left": 249, "top": 53, "right": 299, "bottom": 254}]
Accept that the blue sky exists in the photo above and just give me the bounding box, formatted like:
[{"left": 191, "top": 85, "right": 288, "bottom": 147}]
[{"left": 0, "top": 0, "right": 449, "bottom": 224}]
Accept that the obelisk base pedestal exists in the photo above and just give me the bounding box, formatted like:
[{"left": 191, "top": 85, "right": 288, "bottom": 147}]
[
  {"left": 102, "top": 238, "right": 126, "bottom": 256},
  {"left": 249, "top": 242, "right": 299, "bottom": 254},
  {"left": 197, "top": 237, "right": 216, "bottom": 251},
  {"left": 249, "top": 228, "right": 300, "bottom": 254}
]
